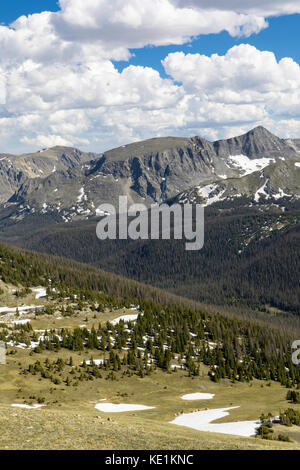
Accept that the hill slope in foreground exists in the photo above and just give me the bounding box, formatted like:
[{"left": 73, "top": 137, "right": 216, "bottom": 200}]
[{"left": 0, "top": 243, "right": 300, "bottom": 449}]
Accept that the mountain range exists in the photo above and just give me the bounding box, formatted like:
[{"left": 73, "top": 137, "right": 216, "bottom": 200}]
[
  {"left": 0, "top": 126, "right": 300, "bottom": 228},
  {"left": 0, "top": 126, "right": 299, "bottom": 315}
]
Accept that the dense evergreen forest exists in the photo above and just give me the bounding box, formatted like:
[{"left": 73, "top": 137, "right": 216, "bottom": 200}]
[{"left": 2, "top": 203, "right": 299, "bottom": 313}]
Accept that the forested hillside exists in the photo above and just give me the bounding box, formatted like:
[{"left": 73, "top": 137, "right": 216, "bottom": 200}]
[
  {"left": 0, "top": 242, "right": 300, "bottom": 388},
  {"left": 2, "top": 203, "right": 299, "bottom": 313}
]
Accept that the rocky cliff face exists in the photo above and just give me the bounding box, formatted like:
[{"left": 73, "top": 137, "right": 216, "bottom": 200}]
[
  {"left": 211, "top": 126, "right": 296, "bottom": 159},
  {"left": 1, "top": 126, "right": 300, "bottom": 223},
  {"left": 0, "top": 146, "right": 97, "bottom": 203},
  {"left": 0, "top": 156, "right": 27, "bottom": 203}
]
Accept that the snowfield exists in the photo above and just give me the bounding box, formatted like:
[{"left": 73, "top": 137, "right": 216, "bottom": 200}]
[
  {"left": 11, "top": 404, "right": 45, "bottom": 409},
  {"left": 227, "top": 155, "right": 275, "bottom": 176},
  {"left": 6, "top": 340, "right": 40, "bottom": 349},
  {"left": 32, "top": 288, "right": 47, "bottom": 299},
  {"left": 111, "top": 314, "right": 139, "bottom": 325},
  {"left": 254, "top": 179, "right": 269, "bottom": 202},
  {"left": 171, "top": 407, "right": 260, "bottom": 437},
  {"left": 82, "top": 359, "right": 104, "bottom": 365},
  {"left": 197, "top": 184, "right": 226, "bottom": 206},
  {"left": 10, "top": 319, "right": 31, "bottom": 325},
  {"left": 0, "top": 305, "right": 44, "bottom": 315},
  {"left": 181, "top": 393, "right": 215, "bottom": 400},
  {"left": 95, "top": 403, "right": 155, "bottom": 412}
]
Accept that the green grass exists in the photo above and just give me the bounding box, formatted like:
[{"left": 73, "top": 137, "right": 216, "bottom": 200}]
[
  {"left": 1, "top": 346, "right": 300, "bottom": 450},
  {"left": 1, "top": 288, "right": 300, "bottom": 450},
  {"left": 0, "top": 404, "right": 297, "bottom": 450}
]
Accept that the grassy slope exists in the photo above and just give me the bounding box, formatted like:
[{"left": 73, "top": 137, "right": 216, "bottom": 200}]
[
  {"left": 0, "top": 405, "right": 296, "bottom": 450},
  {"left": 0, "top": 246, "right": 299, "bottom": 450},
  {"left": 0, "top": 366, "right": 299, "bottom": 450},
  {"left": 0, "top": 289, "right": 299, "bottom": 450}
]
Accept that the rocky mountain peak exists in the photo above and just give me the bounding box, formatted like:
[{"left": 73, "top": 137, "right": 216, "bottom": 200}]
[{"left": 0, "top": 127, "right": 299, "bottom": 224}]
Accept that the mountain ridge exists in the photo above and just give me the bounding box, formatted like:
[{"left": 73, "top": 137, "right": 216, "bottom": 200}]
[
  {"left": 0, "top": 146, "right": 99, "bottom": 203},
  {"left": 0, "top": 126, "right": 300, "bottom": 226}
]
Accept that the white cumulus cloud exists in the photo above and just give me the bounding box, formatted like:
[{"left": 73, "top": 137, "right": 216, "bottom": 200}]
[
  {"left": 163, "top": 45, "right": 300, "bottom": 116},
  {"left": 0, "top": 1, "right": 299, "bottom": 153},
  {"left": 173, "top": 1, "right": 300, "bottom": 17}
]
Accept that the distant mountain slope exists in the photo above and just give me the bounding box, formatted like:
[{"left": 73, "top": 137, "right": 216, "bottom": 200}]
[
  {"left": 175, "top": 159, "right": 300, "bottom": 207},
  {"left": 1, "top": 126, "right": 300, "bottom": 224},
  {"left": 0, "top": 146, "right": 98, "bottom": 203},
  {"left": 1, "top": 203, "right": 299, "bottom": 313}
]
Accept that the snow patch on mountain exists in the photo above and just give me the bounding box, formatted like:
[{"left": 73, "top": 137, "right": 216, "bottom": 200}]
[
  {"left": 77, "top": 187, "right": 87, "bottom": 203},
  {"left": 254, "top": 179, "right": 269, "bottom": 202},
  {"left": 197, "top": 184, "right": 226, "bottom": 206},
  {"left": 227, "top": 155, "right": 275, "bottom": 176},
  {"left": 272, "top": 188, "right": 292, "bottom": 200}
]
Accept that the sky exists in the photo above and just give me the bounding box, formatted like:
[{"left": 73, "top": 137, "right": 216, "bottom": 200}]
[{"left": 0, "top": 1, "right": 300, "bottom": 153}]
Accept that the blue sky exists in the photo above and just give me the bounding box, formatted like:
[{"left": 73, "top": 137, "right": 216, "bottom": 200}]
[
  {"left": 0, "top": 1, "right": 60, "bottom": 24},
  {"left": 115, "top": 15, "right": 300, "bottom": 77},
  {"left": 1, "top": 3, "right": 300, "bottom": 74},
  {"left": 0, "top": 1, "right": 300, "bottom": 153}
]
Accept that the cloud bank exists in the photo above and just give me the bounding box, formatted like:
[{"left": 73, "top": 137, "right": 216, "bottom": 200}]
[{"left": 0, "top": 0, "right": 299, "bottom": 152}]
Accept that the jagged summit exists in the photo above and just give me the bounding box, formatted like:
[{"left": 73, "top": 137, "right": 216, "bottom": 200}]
[
  {"left": 212, "top": 125, "right": 288, "bottom": 159},
  {"left": 241, "top": 125, "right": 276, "bottom": 137},
  {"left": 0, "top": 126, "right": 300, "bottom": 224}
]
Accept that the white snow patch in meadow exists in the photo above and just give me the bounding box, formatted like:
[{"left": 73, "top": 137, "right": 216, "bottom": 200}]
[
  {"left": 7, "top": 340, "right": 40, "bottom": 349},
  {"left": 11, "top": 404, "right": 45, "bottom": 409},
  {"left": 111, "top": 314, "right": 139, "bottom": 325},
  {"left": 228, "top": 155, "right": 275, "bottom": 176},
  {"left": 82, "top": 359, "right": 104, "bottom": 365},
  {"left": 181, "top": 393, "right": 215, "bottom": 400},
  {"left": 171, "top": 407, "right": 260, "bottom": 437},
  {"left": 11, "top": 319, "right": 31, "bottom": 325},
  {"left": 295, "top": 162, "right": 300, "bottom": 168},
  {"left": 32, "top": 288, "right": 47, "bottom": 299},
  {"left": 0, "top": 305, "right": 44, "bottom": 315},
  {"left": 95, "top": 403, "right": 155, "bottom": 413}
]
